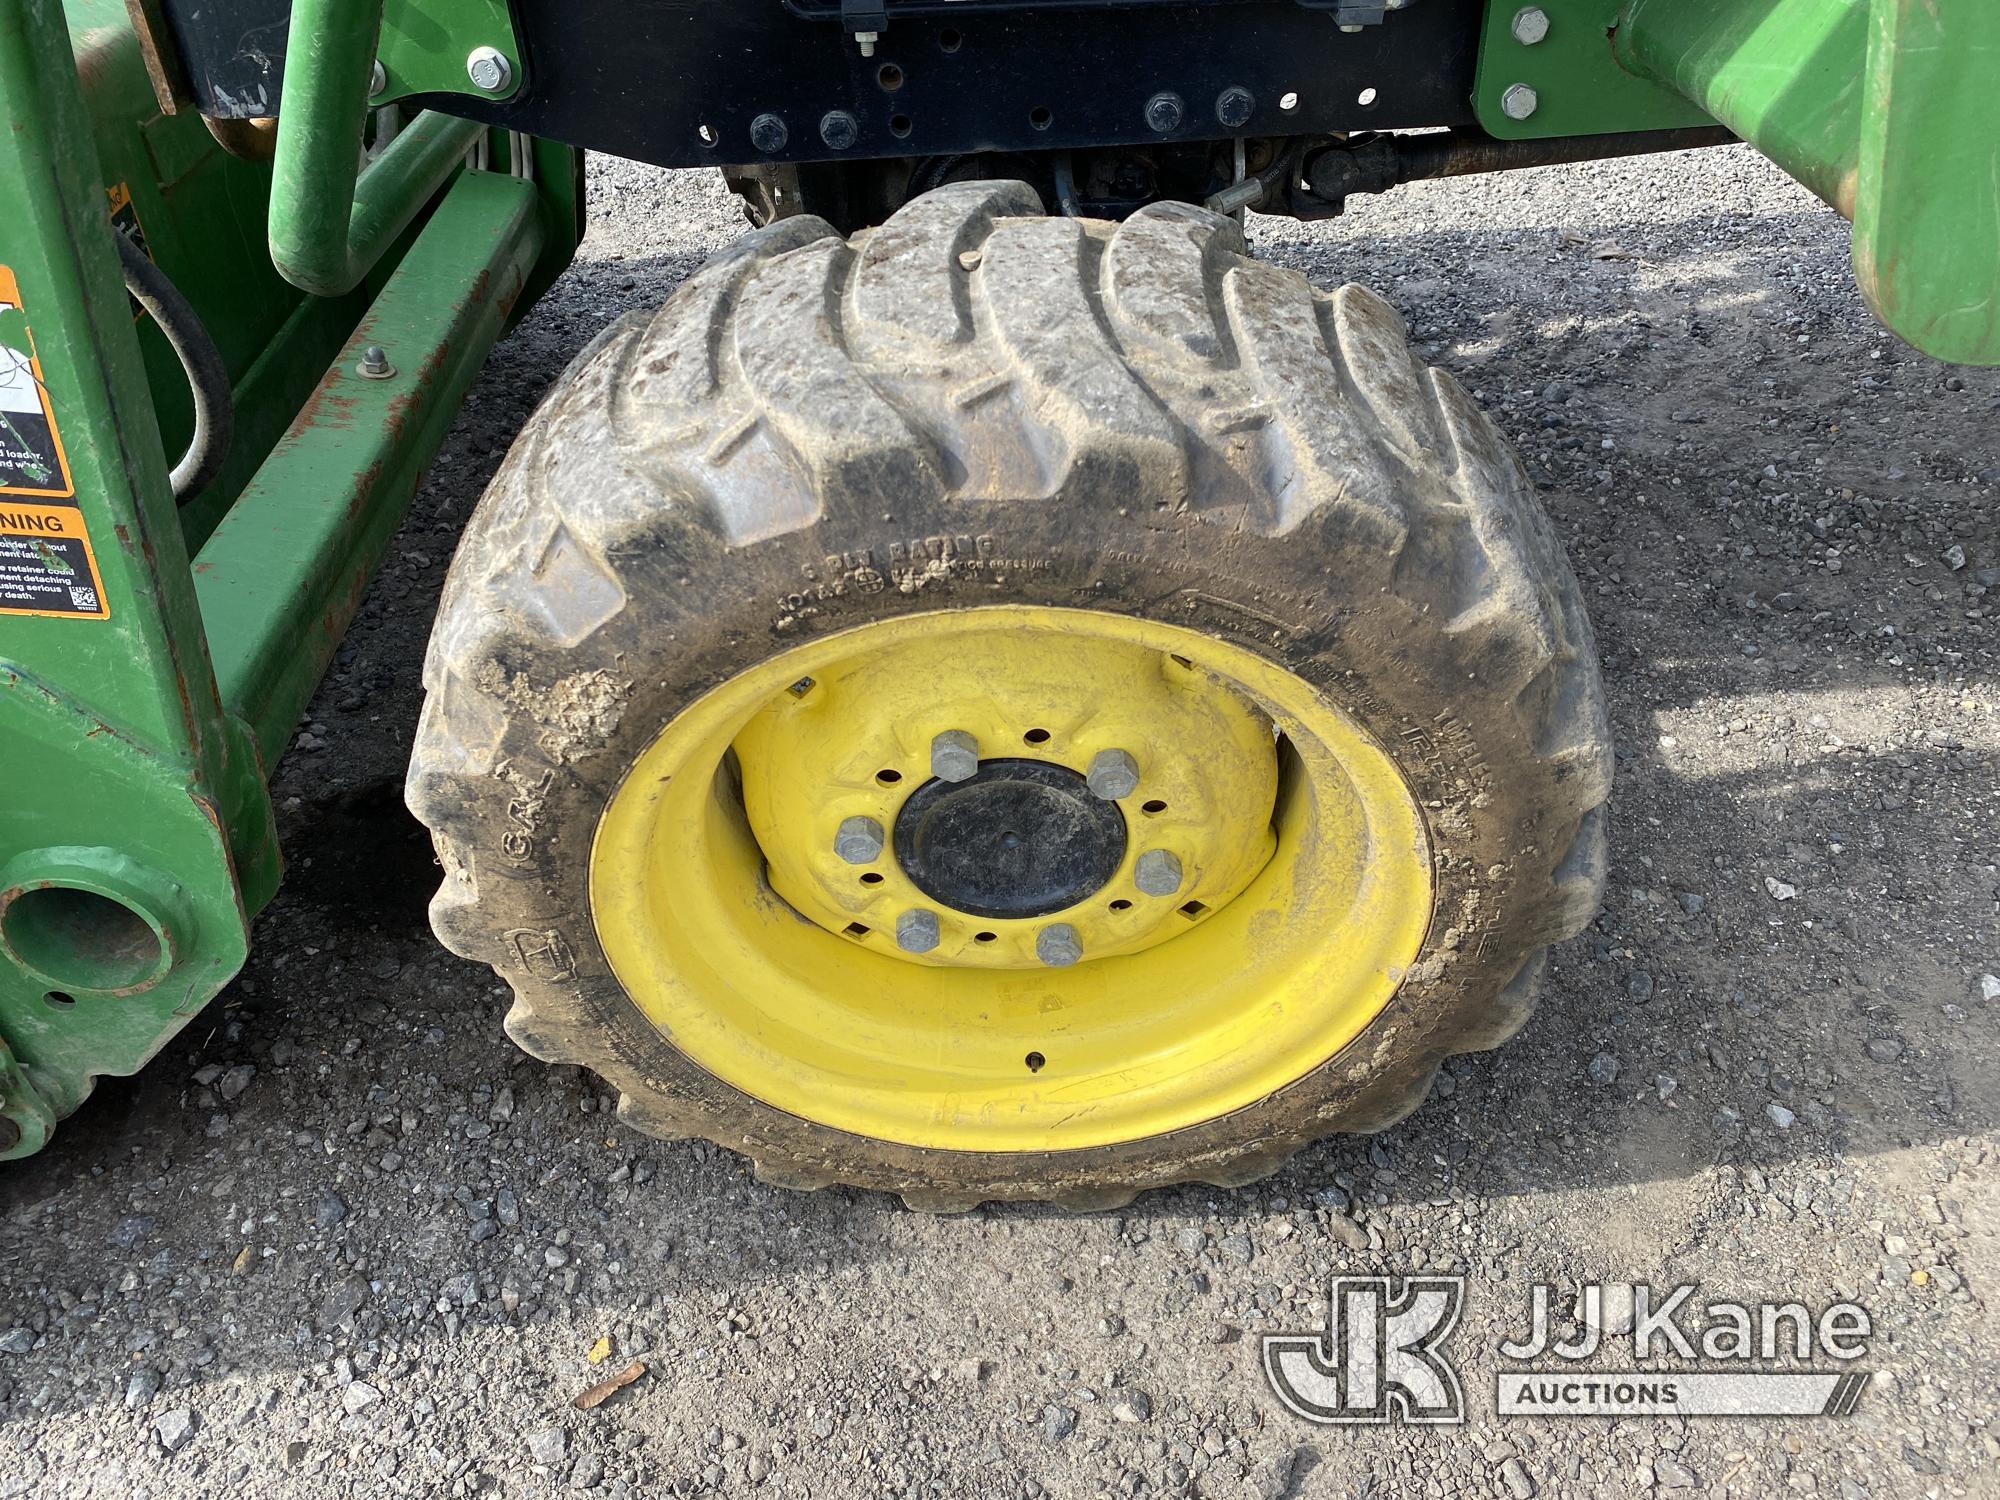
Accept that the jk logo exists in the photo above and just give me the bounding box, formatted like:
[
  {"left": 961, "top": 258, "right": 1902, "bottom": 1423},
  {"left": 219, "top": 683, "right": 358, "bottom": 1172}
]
[{"left": 1262, "top": 1276, "right": 1466, "bottom": 1425}]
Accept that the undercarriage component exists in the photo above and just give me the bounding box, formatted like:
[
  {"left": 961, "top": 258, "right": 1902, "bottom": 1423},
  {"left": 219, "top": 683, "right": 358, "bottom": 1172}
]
[
  {"left": 1299, "top": 124, "right": 1736, "bottom": 213},
  {"left": 407, "top": 183, "right": 1612, "bottom": 1208}
]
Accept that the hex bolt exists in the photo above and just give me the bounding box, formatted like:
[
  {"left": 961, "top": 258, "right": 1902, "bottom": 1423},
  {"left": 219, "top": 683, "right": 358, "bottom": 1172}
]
[
  {"left": 1511, "top": 6, "right": 1551, "bottom": 44},
  {"left": 896, "top": 909, "right": 940, "bottom": 954},
  {"left": 1134, "top": 849, "right": 1183, "bottom": 897},
  {"left": 465, "top": 46, "right": 513, "bottom": 95},
  {"left": 369, "top": 60, "right": 388, "bottom": 98},
  {"left": 1085, "top": 748, "right": 1141, "bottom": 801},
  {"left": 820, "top": 110, "right": 860, "bottom": 150},
  {"left": 1501, "top": 83, "right": 1540, "bottom": 120},
  {"left": 1036, "top": 923, "right": 1084, "bottom": 968},
  {"left": 834, "top": 815, "right": 885, "bottom": 865},
  {"left": 930, "top": 729, "right": 979, "bottom": 784},
  {"left": 1144, "top": 92, "right": 1185, "bottom": 134},
  {"left": 749, "top": 113, "right": 789, "bottom": 154},
  {"left": 1215, "top": 86, "right": 1255, "bottom": 129},
  {"left": 355, "top": 345, "right": 395, "bottom": 380}
]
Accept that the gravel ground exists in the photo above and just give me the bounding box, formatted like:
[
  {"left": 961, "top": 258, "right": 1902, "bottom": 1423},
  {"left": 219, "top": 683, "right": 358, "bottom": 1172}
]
[{"left": 2, "top": 147, "right": 1996, "bottom": 1499}]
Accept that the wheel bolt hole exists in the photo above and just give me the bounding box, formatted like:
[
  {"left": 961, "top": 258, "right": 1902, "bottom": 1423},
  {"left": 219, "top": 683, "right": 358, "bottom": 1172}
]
[
  {"left": 787, "top": 676, "right": 817, "bottom": 699},
  {"left": 859, "top": 872, "right": 884, "bottom": 885},
  {"left": 974, "top": 931, "right": 997, "bottom": 943},
  {"left": 877, "top": 62, "right": 904, "bottom": 91},
  {"left": 875, "top": 768, "right": 903, "bottom": 785},
  {"left": 43, "top": 990, "right": 75, "bottom": 1010},
  {"left": 1024, "top": 1051, "right": 1046, "bottom": 1073},
  {"left": 1141, "top": 799, "right": 1168, "bottom": 815},
  {"left": 842, "top": 922, "right": 871, "bottom": 939},
  {"left": 1178, "top": 900, "right": 1208, "bottom": 920},
  {"left": 1022, "top": 728, "right": 1051, "bottom": 745},
  {"left": 1108, "top": 899, "right": 1132, "bottom": 912}
]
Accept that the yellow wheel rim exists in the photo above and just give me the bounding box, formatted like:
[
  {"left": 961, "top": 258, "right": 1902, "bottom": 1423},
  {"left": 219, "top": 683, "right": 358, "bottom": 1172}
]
[{"left": 590, "top": 606, "right": 1433, "bottom": 1151}]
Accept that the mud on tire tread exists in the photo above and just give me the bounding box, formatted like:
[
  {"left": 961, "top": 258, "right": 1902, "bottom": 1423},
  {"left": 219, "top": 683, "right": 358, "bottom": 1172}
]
[{"left": 407, "top": 183, "right": 1613, "bottom": 1210}]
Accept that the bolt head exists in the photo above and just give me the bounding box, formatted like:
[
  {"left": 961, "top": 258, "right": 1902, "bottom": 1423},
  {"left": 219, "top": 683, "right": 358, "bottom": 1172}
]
[
  {"left": 895, "top": 909, "right": 940, "bottom": 954},
  {"left": 820, "top": 110, "right": 860, "bottom": 150},
  {"left": 1144, "top": 92, "right": 1185, "bottom": 134},
  {"left": 749, "top": 113, "right": 789, "bottom": 154},
  {"left": 1501, "top": 83, "right": 1539, "bottom": 120},
  {"left": 1036, "top": 923, "right": 1083, "bottom": 968},
  {"left": 369, "top": 60, "right": 388, "bottom": 98},
  {"left": 930, "top": 730, "right": 979, "bottom": 784},
  {"left": 465, "top": 47, "right": 513, "bottom": 94},
  {"left": 834, "top": 815, "right": 885, "bottom": 865},
  {"left": 1511, "top": 6, "right": 1551, "bottom": 44},
  {"left": 1215, "top": 86, "right": 1255, "bottom": 129},
  {"left": 1085, "top": 748, "right": 1141, "bottom": 801},
  {"left": 1134, "top": 849, "right": 1183, "bottom": 897}
]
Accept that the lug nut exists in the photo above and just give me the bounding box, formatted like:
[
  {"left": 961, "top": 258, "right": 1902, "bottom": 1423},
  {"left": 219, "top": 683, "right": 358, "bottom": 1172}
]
[
  {"left": 1036, "top": 923, "right": 1083, "bottom": 968},
  {"left": 834, "top": 815, "right": 885, "bottom": 865},
  {"left": 1134, "top": 849, "right": 1183, "bottom": 897},
  {"left": 1501, "top": 83, "right": 1539, "bottom": 120},
  {"left": 749, "top": 113, "right": 789, "bottom": 153},
  {"left": 465, "top": 46, "right": 513, "bottom": 94},
  {"left": 1511, "top": 5, "right": 1550, "bottom": 44},
  {"left": 1086, "top": 748, "right": 1141, "bottom": 801},
  {"left": 930, "top": 729, "right": 979, "bottom": 783},
  {"left": 896, "top": 909, "right": 940, "bottom": 954}
]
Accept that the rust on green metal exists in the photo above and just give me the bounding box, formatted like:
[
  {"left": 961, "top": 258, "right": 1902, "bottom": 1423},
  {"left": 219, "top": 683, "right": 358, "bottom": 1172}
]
[{"left": 1, "top": 0, "right": 578, "bottom": 1159}]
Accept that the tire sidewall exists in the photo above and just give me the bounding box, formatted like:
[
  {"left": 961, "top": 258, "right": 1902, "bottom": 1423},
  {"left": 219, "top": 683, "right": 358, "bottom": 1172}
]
[{"left": 462, "top": 497, "right": 1568, "bottom": 1198}]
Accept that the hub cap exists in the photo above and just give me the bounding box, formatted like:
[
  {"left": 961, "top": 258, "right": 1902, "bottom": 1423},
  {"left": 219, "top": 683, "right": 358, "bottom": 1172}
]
[
  {"left": 590, "top": 607, "right": 1434, "bottom": 1151},
  {"left": 895, "top": 760, "right": 1126, "bottom": 921}
]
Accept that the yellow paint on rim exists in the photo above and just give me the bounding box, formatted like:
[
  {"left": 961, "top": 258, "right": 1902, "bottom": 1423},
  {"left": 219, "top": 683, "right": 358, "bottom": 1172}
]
[{"left": 590, "top": 607, "right": 1433, "bottom": 1152}]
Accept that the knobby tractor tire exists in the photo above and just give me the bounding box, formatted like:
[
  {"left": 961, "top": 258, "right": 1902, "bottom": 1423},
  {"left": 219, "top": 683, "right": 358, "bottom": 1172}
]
[{"left": 406, "top": 182, "right": 1612, "bottom": 1211}]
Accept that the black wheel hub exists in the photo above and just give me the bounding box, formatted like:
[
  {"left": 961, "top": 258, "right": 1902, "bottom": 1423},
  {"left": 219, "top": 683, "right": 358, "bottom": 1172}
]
[{"left": 894, "top": 758, "right": 1127, "bottom": 920}]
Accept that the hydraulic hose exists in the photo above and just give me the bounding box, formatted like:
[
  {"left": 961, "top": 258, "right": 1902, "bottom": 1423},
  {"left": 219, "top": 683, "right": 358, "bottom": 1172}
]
[{"left": 116, "top": 231, "right": 233, "bottom": 504}]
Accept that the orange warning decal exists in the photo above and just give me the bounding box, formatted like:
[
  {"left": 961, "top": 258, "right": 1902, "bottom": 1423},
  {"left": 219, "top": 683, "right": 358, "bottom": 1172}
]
[{"left": 0, "top": 265, "right": 105, "bottom": 619}]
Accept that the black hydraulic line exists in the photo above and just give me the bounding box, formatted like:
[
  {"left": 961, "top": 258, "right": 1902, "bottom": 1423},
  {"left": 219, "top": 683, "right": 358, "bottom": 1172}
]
[
  {"left": 115, "top": 231, "right": 234, "bottom": 505},
  {"left": 1303, "top": 125, "right": 1738, "bottom": 211}
]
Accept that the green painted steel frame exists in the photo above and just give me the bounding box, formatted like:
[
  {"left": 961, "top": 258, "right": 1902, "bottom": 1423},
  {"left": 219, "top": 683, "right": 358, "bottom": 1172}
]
[
  {"left": 1474, "top": 0, "right": 1714, "bottom": 139},
  {"left": 373, "top": 0, "right": 523, "bottom": 107},
  {"left": 270, "top": 0, "right": 486, "bottom": 297},
  {"left": 0, "top": 0, "right": 571, "bottom": 1158},
  {"left": 1614, "top": 0, "right": 2000, "bottom": 366}
]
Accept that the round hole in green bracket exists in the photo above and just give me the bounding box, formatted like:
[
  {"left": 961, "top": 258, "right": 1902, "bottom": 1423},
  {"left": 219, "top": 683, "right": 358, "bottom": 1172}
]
[{"left": 3, "top": 887, "right": 164, "bottom": 993}]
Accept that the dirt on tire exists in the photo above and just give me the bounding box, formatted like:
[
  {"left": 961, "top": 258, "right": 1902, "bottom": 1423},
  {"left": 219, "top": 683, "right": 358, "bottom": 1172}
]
[{"left": 405, "top": 182, "right": 1613, "bottom": 1208}]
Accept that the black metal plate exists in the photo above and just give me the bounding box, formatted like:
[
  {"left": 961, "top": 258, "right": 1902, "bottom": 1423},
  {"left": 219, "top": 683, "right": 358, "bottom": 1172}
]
[{"left": 166, "top": 0, "right": 1485, "bottom": 169}]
